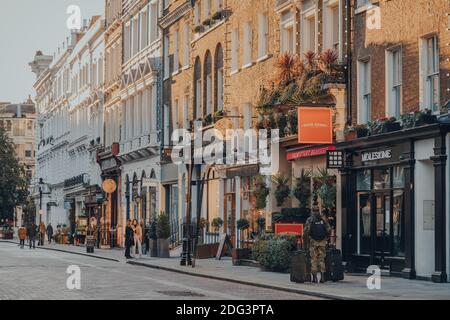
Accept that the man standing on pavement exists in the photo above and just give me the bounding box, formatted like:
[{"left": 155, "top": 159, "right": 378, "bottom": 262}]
[
  {"left": 38, "top": 222, "right": 46, "bottom": 246},
  {"left": 27, "top": 222, "right": 37, "bottom": 249},
  {"left": 124, "top": 220, "right": 134, "bottom": 259},
  {"left": 46, "top": 223, "right": 53, "bottom": 244},
  {"left": 18, "top": 225, "right": 27, "bottom": 249},
  {"left": 303, "top": 204, "right": 331, "bottom": 284}
]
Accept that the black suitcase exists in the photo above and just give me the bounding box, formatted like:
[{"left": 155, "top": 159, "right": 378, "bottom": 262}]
[
  {"left": 324, "top": 246, "right": 344, "bottom": 282},
  {"left": 290, "top": 250, "right": 311, "bottom": 283}
]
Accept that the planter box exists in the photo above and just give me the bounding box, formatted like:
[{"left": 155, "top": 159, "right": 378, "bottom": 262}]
[
  {"left": 382, "top": 122, "right": 402, "bottom": 133},
  {"left": 356, "top": 129, "right": 370, "bottom": 138},
  {"left": 416, "top": 115, "right": 437, "bottom": 126},
  {"left": 157, "top": 238, "right": 170, "bottom": 258},
  {"left": 345, "top": 131, "right": 357, "bottom": 141},
  {"left": 195, "top": 243, "right": 219, "bottom": 259},
  {"left": 231, "top": 248, "right": 251, "bottom": 266},
  {"left": 149, "top": 239, "right": 158, "bottom": 257}
]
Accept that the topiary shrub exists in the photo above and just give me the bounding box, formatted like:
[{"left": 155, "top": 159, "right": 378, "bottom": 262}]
[
  {"left": 211, "top": 217, "right": 223, "bottom": 231},
  {"left": 257, "top": 239, "right": 291, "bottom": 272},
  {"left": 252, "top": 239, "right": 268, "bottom": 262},
  {"left": 156, "top": 212, "right": 170, "bottom": 239},
  {"left": 149, "top": 215, "right": 158, "bottom": 240},
  {"left": 274, "top": 233, "right": 298, "bottom": 251},
  {"left": 236, "top": 218, "right": 250, "bottom": 230}
]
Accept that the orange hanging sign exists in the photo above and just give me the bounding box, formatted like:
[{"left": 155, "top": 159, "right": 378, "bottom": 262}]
[{"left": 298, "top": 107, "right": 333, "bottom": 144}]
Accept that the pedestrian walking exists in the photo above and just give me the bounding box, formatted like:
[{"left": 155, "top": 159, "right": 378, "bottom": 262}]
[
  {"left": 18, "top": 225, "right": 27, "bottom": 249},
  {"left": 27, "top": 222, "right": 37, "bottom": 249},
  {"left": 124, "top": 220, "right": 134, "bottom": 259},
  {"left": 133, "top": 219, "right": 143, "bottom": 259},
  {"left": 38, "top": 222, "right": 46, "bottom": 246},
  {"left": 303, "top": 205, "right": 331, "bottom": 284},
  {"left": 46, "top": 223, "right": 53, "bottom": 244}
]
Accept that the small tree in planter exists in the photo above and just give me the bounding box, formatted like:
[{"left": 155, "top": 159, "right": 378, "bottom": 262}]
[
  {"left": 253, "top": 175, "right": 270, "bottom": 210},
  {"left": 256, "top": 217, "right": 266, "bottom": 235},
  {"left": 292, "top": 169, "right": 312, "bottom": 213},
  {"left": 211, "top": 217, "right": 223, "bottom": 232},
  {"left": 156, "top": 212, "right": 170, "bottom": 258},
  {"left": 272, "top": 174, "right": 291, "bottom": 207},
  {"left": 232, "top": 218, "right": 251, "bottom": 264},
  {"left": 148, "top": 214, "right": 158, "bottom": 257}
]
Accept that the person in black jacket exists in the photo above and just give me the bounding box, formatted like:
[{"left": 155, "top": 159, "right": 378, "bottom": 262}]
[
  {"left": 27, "top": 222, "right": 37, "bottom": 249},
  {"left": 124, "top": 220, "right": 134, "bottom": 259}
]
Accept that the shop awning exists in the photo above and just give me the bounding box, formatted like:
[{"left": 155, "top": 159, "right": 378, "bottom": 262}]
[{"left": 286, "top": 144, "right": 336, "bottom": 161}]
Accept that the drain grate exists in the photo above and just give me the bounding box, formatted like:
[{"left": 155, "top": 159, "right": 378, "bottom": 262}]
[{"left": 157, "top": 290, "right": 205, "bottom": 297}]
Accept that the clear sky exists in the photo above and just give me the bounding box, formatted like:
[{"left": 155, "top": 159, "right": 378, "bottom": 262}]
[{"left": 0, "top": 0, "right": 103, "bottom": 104}]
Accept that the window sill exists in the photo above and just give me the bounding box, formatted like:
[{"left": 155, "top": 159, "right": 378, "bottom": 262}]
[
  {"left": 355, "top": 3, "right": 377, "bottom": 15},
  {"left": 172, "top": 69, "right": 181, "bottom": 77},
  {"left": 230, "top": 69, "right": 240, "bottom": 76},
  {"left": 256, "top": 54, "right": 271, "bottom": 63},
  {"left": 241, "top": 62, "right": 254, "bottom": 70},
  {"left": 181, "top": 64, "right": 190, "bottom": 71}
]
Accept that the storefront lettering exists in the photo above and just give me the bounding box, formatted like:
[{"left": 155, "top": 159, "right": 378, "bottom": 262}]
[{"left": 361, "top": 150, "right": 392, "bottom": 162}]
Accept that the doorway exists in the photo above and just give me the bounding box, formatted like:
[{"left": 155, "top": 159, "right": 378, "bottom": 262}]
[{"left": 372, "top": 192, "right": 391, "bottom": 269}]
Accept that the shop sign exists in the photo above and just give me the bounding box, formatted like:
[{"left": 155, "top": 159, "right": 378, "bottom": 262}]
[
  {"left": 102, "top": 179, "right": 117, "bottom": 194},
  {"left": 287, "top": 145, "right": 336, "bottom": 161},
  {"left": 298, "top": 107, "right": 333, "bottom": 144},
  {"left": 361, "top": 150, "right": 392, "bottom": 162}
]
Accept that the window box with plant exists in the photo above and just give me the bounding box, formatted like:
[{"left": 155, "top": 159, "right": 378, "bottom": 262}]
[
  {"left": 203, "top": 113, "right": 214, "bottom": 126},
  {"left": 212, "top": 11, "right": 223, "bottom": 21},
  {"left": 194, "top": 25, "right": 204, "bottom": 33}
]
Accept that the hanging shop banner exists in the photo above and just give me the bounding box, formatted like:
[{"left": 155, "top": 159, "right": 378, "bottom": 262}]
[{"left": 298, "top": 107, "right": 333, "bottom": 144}]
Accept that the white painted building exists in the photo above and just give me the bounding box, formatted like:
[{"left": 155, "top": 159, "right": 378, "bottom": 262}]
[
  {"left": 118, "top": 0, "right": 163, "bottom": 228},
  {"left": 30, "top": 17, "right": 105, "bottom": 229}
]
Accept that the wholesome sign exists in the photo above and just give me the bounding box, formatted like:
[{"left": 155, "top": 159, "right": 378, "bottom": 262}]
[
  {"left": 361, "top": 150, "right": 392, "bottom": 162},
  {"left": 298, "top": 107, "right": 333, "bottom": 144}
]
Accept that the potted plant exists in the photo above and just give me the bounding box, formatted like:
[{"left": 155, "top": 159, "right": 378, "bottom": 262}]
[
  {"left": 344, "top": 126, "right": 357, "bottom": 141},
  {"left": 202, "top": 18, "right": 212, "bottom": 27},
  {"left": 355, "top": 124, "right": 370, "bottom": 138},
  {"left": 148, "top": 214, "right": 158, "bottom": 257},
  {"left": 213, "top": 110, "right": 225, "bottom": 122},
  {"left": 212, "top": 11, "right": 223, "bottom": 20},
  {"left": 194, "top": 25, "right": 203, "bottom": 33},
  {"left": 156, "top": 212, "right": 170, "bottom": 258},
  {"left": 203, "top": 113, "right": 213, "bottom": 126},
  {"left": 232, "top": 218, "right": 251, "bottom": 264},
  {"left": 315, "top": 168, "right": 337, "bottom": 210},
  {"left": 378, "top": 116, "right": 402, "bottom": 133},
  {"left": 292, "top": 169, "right": 311, "bottom": 214},
  {"left": 256, "top": 217, "right": 266, "bottom": 234},
  {"left": 253, "top": 175, "right": 270, "bottom": 210},
  {"left": 415, "top": 108, "right": 437, "bottom": 126},
  {"left": 272, "top": 174, "right": 291, "bottom": 206},
  {"left": 211, "top": 217, "right": 223, "bottom": 232}
]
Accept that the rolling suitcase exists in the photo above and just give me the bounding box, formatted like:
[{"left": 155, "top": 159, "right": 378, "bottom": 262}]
[
  {"left": 324, "top": 245, "right": 344, "bottom": 282},
  {"left": 290, "top": 248, "right": 311, "bottom": 283}
]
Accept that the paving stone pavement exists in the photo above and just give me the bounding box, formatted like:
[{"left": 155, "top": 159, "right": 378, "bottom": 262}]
[{"left": 0, "top": 242, "right": 319, "bottom": 300}]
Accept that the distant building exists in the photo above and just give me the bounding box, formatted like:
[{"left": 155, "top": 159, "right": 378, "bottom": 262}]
[{"left": 0, "top": 97, "right": 36, "bottom": 180}]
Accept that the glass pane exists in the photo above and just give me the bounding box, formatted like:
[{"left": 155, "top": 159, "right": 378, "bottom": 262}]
[
  {"left": 358, "top": 193, "right": 371, "bottom": 254},
  {"left": 393, "top": 191, "right": 405, "bottom": 256},
  {"left": 373, "top": 169, "right": 390, "bottom": 190},
  {"left": 357, "top": 170, "right": 371, "bottom": 191},
  {"left": 393, "top": 166, "right": 405, "bottom": 188}
]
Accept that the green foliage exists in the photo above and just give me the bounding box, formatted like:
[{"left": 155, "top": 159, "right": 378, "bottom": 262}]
[
  {"left": 156, "top": 212, "right": 170, "bottom": 239},
  {"left": 256, "top": 239, "right": 291, "bottom": 272},
  {"left": 256, "top": 217, "right": 266, "bottom": 228},
  {"left": 253, "top": 176, "right": 270, "bottom": 210},
  {"left": 149, "top": 214, "right": 158, "bottom": 240},
  {"left": 292, "top": 169, "right": 311, "bottom": 209},
  {"left": 0, "top": 127, "right": 29, "bottom": 220},
  {"left": 314, "top": 168, "right": 336, "bottom": 209},
  {"left": 274, "top": 234, "right": 298, "bottom": 251},
  {"left": 203, "top": 113, "right": 213, "bottom": 126},
  {"left": 271, "top": 174, "right": 291, "bottom": 207},
  {"left": 271, "top": 212, "right": 283, "bottom": 223},
  {"left": 236, "top": 218, "right": 250, "bottom": 230},
  {"left": 211, "top": 217, "right": 224, "bottom": 231},
  {"left": 252, "top": 239, "right": 268, "bottom": 261}
]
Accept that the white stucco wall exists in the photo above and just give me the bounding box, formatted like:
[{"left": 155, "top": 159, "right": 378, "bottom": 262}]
[{"left": 414, "top": 138, "right": 435, "bottom": 278}]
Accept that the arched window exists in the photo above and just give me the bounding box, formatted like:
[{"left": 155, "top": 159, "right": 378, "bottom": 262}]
[
  {"left": 204, "top": 51, "right": 213, "bottom": 116},
  {"left": 214, "top": 44, "right": 224, "bottom": 111},
  {"left": 194, "top": 57, "right": 202, "bottom": 119},
  {"left": 150, "top": 169, "right": 156, "bottom": 179}
]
